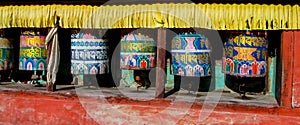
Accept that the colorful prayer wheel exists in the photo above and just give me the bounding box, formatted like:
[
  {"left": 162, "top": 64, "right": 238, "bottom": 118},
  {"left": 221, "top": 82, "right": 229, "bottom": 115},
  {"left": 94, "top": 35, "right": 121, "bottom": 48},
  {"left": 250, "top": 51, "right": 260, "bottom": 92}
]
[
  {"left": 171, "top": 33, "right": 211, "bottom": 77},
  {"left": 223, "top": 31, "right": 268, "bottom": 77},
  {"left": 120, "top": 33, "right": 156, "bottom": 70},
  {"left": 223, "top": 31, "right": 268, "bottom": 95},
  {"left": 71, "top": 31, "right": 109, "bottom": 75},
  {"left": 0, "top": 35, "right": 13, "bottom": 70},
  {"left": 19, "top": 31, "right": 47, "bottom": 71}
]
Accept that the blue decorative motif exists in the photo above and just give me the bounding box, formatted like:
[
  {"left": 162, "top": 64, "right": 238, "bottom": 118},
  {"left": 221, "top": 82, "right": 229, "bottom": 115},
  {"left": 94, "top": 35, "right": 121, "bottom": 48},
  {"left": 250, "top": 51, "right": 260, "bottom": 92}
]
[
  {"left": 120, "top": 53, "right": 155, "bottom": 70},
  {"left": 171, "top": 33, "right": 211, "bottom": 77},
  {"left": 71, "top": 62, "right": 109, "bottom": 75}
]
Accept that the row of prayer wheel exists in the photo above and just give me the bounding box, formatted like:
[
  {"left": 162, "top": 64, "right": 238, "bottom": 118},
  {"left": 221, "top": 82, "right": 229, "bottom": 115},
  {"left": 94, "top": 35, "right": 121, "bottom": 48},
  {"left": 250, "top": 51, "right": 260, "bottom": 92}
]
[
  {"left": 0, "top": 30, "right": 47, "bottom": 72},
  {"left": 0, "top": 29, "right": 269, "bottom": 94}
]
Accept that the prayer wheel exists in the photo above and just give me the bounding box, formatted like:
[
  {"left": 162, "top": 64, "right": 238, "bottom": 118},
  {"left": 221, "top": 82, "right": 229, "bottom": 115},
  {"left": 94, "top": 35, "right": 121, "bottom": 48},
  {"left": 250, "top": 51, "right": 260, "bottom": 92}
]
[
  {"left": 120, "top": 33, "right": 156, "bottom": 70},
  {"left": 19, "top": 31, "right": 47, "bottom": 71},
  {"left": 71, "top": 31, "right": 109, "bottom": 75},
  {"left": 0, "top": 32, "right": 13, "bottom": 71},
  {"left": 223, "top": 31, "right": 268, "bottom": 94},
  {"left": 171, "top": 33, "right": 211, "bottom": 77}
]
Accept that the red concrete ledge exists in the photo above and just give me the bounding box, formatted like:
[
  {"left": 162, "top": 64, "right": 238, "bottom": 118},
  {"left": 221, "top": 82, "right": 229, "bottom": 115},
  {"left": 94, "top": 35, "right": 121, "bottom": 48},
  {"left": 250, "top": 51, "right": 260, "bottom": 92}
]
[{"left": 0, "top": 85, "right": 299, "bottom": 124}]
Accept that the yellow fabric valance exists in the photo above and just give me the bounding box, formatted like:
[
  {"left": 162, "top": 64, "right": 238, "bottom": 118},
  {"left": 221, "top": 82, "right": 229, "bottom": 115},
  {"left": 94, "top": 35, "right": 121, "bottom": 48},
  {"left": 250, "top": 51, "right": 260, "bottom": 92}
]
[{"left": 0, "top": 3, "right": 299, "bottom": 30}]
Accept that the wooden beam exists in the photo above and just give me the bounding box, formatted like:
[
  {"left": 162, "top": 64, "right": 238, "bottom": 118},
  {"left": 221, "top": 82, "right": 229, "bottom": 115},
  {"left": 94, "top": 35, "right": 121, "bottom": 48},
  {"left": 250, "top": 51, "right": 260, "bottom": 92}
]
[{"left": 155, "top": 28, "right": 166, "bottom": 98}]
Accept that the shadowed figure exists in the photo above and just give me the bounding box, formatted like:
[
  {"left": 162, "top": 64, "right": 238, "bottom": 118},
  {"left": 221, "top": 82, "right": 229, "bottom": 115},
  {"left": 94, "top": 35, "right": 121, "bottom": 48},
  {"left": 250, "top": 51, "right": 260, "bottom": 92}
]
[
  {"left": 130, "top": 75, "right": 143, "bottom": 89},
  {"left": 133, "top": 70, "right": 151, "bottom": 89}
]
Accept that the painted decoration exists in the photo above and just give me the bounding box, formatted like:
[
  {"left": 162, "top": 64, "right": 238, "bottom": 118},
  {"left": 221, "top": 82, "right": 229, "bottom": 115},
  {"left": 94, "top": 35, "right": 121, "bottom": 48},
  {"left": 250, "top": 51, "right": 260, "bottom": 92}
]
[
  {"left": 171, "top": 33, "right": 211, "bottom": 77},
  {"left": 0, "top": 37, "right": 13, "bottom": 70},
  {"left": 19, "top": 31, "right": 47, "bottom": 71},
  {"left": 120, "top": 33, "right": 156, "bottom": 70},
  {"left": 223, "top": 31, "right": 268, "bottom": 77},
  {"left": 71, "top": 32, "right": 109, "bottom": 75}
]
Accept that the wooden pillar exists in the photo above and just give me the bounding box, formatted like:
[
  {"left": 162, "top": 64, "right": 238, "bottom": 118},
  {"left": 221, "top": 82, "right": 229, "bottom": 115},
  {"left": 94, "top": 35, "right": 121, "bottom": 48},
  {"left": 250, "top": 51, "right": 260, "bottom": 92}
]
[
  {"left": 281, "top": 31, "right": 293, "bottom": 107},
  {"left": 156, "top": 28, "right": 166, "bottom": 98},
  {"left": 291, "top": 31, "right": 300, "bottom": 107}
]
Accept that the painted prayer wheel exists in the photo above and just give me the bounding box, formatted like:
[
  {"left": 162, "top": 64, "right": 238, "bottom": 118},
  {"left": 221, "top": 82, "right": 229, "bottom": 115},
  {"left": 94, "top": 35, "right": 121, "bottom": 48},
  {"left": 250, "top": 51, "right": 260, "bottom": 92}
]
[
  {"left": 223, "top": 31, "right": 268, "bottom": 94},
  {"left": 223, "top": 31, "right": 268, "bottom": 77},
  {"left": 0, "top": 36, "right": 13, "bottom": 70},
  {"left": 171, "top": 33, "right": 211, "bottom": 77},
  {"left": 71, "top": 31, "right": 109, "bottom": 75},
  {"left": 0, "top": 30, "right": 14, "bottom": 82},
  {"left": 120, "top": 33, "right": 156, "bottom": 70},
  {"left": 19, "top": 31, "right": 47, "bottom": 71}
]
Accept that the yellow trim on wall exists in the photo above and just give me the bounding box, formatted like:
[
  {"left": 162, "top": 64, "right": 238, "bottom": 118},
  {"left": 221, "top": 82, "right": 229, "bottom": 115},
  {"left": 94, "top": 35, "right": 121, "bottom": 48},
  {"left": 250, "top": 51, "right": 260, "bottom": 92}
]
[{"left": 0, "top": 3, "right": 298, "bottom": 30}]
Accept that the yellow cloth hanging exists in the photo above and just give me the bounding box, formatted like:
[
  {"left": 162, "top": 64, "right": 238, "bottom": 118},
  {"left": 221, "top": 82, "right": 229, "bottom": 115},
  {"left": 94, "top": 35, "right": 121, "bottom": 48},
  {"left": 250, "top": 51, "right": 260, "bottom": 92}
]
[{"left": 0, "top": 3, "right": 299, "bottom": 30}]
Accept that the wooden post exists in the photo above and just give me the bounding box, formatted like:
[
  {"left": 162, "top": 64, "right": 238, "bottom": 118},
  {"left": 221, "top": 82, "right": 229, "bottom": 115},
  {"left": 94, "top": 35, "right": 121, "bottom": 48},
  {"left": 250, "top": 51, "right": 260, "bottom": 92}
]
[
  {"left": 156, "top": 28, "right": 166, "bottom": 98},
  {"left": 281, "top": 31, "right": 293, "bottom": 107},
  {"left": 291, "top": 31, "right": 300, "bottom": 107}
]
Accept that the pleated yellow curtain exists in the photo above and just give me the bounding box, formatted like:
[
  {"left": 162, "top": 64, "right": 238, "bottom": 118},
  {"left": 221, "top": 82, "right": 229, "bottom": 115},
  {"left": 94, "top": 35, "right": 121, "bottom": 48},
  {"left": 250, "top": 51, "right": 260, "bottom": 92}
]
[
  {"left": 0, "top": 3, "right": 299, "bottom": 30},
  {"left": 1, "top": 6, "right": 12, "bottom": 28},
  {"left": 4, "top": 5, "right": 55, "bottom": 28}
]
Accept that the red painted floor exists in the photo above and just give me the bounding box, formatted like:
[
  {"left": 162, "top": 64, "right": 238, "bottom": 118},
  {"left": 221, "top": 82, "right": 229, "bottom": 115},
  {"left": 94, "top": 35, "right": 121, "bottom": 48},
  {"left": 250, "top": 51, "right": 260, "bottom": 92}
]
[{"left": 0, "top": 84, "right": 299, "bottom": 125}]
